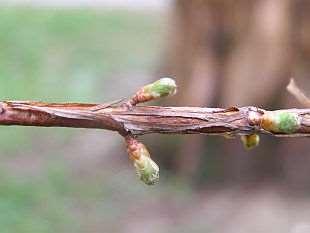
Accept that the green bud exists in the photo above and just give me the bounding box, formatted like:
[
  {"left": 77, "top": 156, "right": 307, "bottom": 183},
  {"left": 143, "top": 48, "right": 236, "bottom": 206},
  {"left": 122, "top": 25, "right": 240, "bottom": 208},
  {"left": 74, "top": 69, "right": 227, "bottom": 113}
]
[
  {"left": 277, "top": 112, "right": 300, "bottom": 133},
  {"left": 143, "top": 77, "right": 177, "bottom": 98},
  {"left": 126, "top": 137, "right": 160, "bottom": 185},
  {"left": 262, "top": 111, "right": 300, "bottom": 134},
  {"left": 241, "top": 134, "right": 260, "bottom": 150},
  {"left": 134, "top": 155, "right": 159, "bottom": 185}
]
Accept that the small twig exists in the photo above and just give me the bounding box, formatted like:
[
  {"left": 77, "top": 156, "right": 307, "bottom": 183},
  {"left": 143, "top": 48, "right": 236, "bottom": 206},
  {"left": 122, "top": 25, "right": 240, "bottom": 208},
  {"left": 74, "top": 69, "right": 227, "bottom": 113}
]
[{"left": 287, "top": 78, "right": 310, "bottom": 107}]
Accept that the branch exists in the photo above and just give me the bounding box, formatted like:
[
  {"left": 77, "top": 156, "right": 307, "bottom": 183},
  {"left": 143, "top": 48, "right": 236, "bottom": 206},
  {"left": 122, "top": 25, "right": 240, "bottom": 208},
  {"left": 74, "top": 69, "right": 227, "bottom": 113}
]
[
  {"left": 0, "top": 101, "right": 309, "bottom": 137},
  {"left": 0, "top": 77, "right": 309, "bottom": 184}
]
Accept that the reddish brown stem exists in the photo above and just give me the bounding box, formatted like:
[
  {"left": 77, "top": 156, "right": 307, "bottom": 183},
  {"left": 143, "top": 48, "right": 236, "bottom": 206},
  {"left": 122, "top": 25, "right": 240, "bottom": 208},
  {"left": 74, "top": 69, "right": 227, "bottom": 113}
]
[{"left": 0, "top": 101, "right": 309, "bottom": 137}]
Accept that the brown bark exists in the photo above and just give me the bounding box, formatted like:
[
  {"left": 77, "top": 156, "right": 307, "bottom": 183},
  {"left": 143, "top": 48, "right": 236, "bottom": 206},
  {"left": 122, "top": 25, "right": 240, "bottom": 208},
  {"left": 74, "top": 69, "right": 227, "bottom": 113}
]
[{"left": 0, "top": 101, "right": 309, "bottom": 137}]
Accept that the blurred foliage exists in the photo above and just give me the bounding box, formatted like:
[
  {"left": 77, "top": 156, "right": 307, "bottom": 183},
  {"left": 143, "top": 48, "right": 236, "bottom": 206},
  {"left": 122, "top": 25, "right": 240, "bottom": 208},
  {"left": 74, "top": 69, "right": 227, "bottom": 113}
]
[
  {"left": 0, "top": 8, "right": 160, "bottom": 101},
  {"left": 0, "top": 165, "right": 77, "bottom": 233}
]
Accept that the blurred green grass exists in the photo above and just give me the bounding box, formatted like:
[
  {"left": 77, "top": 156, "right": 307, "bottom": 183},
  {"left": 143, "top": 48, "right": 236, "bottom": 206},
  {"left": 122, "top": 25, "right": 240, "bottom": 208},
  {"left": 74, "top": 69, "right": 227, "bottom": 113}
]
[
  {"left": 0, "top": 7, "right": 162, "bottom": 152},
  {"left": 0, "top": 7, "right": 163, "bottom": 232},
  {"left": 0, "top": 8, "right": 160, "bottom": 101},
  {"left": 0, "top": 165, "right": 77, "bottom": 233}
]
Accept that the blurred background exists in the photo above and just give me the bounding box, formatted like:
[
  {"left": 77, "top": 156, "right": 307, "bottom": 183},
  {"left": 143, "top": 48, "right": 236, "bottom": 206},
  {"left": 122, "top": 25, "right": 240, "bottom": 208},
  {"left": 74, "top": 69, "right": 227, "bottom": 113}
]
[{"left": 0, "top": 0, "right": 310, "bottom": 232}]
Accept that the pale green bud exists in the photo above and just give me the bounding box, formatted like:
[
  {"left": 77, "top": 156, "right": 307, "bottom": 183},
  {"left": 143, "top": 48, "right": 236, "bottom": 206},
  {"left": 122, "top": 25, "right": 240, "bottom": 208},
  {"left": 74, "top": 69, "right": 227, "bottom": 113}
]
[
  {"left": 143, "top": 77, "right": 177, "bottom": 98},
  {"left": 126, "top": 137, "right": 160, "bottom": 185},
  {"left": 262, "top": 111, "right": 300, "bottom": 134},
  {"left": 129, "top": 77, "right": 177, "bottom": 105},
  {"left": 134, "top": 155, "right": 159, "bottom": 185}
]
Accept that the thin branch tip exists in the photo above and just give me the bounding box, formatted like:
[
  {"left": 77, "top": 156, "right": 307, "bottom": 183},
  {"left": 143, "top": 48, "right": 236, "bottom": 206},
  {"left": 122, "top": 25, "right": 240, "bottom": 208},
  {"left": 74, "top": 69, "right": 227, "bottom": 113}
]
[{"left": 287, "top": 78, "right": 310, "bottom": 107}]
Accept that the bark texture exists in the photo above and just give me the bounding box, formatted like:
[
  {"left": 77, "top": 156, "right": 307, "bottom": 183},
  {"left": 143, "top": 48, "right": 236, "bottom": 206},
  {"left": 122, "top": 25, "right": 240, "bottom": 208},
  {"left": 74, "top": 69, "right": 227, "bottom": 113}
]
[{"left": 0, "top": 101, "right": 309, "bottom": 137}]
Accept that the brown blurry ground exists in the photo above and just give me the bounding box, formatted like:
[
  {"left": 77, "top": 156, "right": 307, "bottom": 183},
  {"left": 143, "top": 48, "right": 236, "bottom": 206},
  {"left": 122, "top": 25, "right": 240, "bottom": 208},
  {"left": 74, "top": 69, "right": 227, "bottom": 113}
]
[
  {"left": 142, "top": 1, "right": 310, "bottom": 231},
  {"left": 157, "top": 0, "right": 310, "bottom": 188}
]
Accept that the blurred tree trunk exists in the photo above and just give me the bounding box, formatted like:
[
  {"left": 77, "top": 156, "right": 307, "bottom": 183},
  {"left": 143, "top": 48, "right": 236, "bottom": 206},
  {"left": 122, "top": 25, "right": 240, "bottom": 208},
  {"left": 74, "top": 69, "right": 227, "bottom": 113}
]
[{"left": 157, "top": 0, "right": 310, "bottom": 188}]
